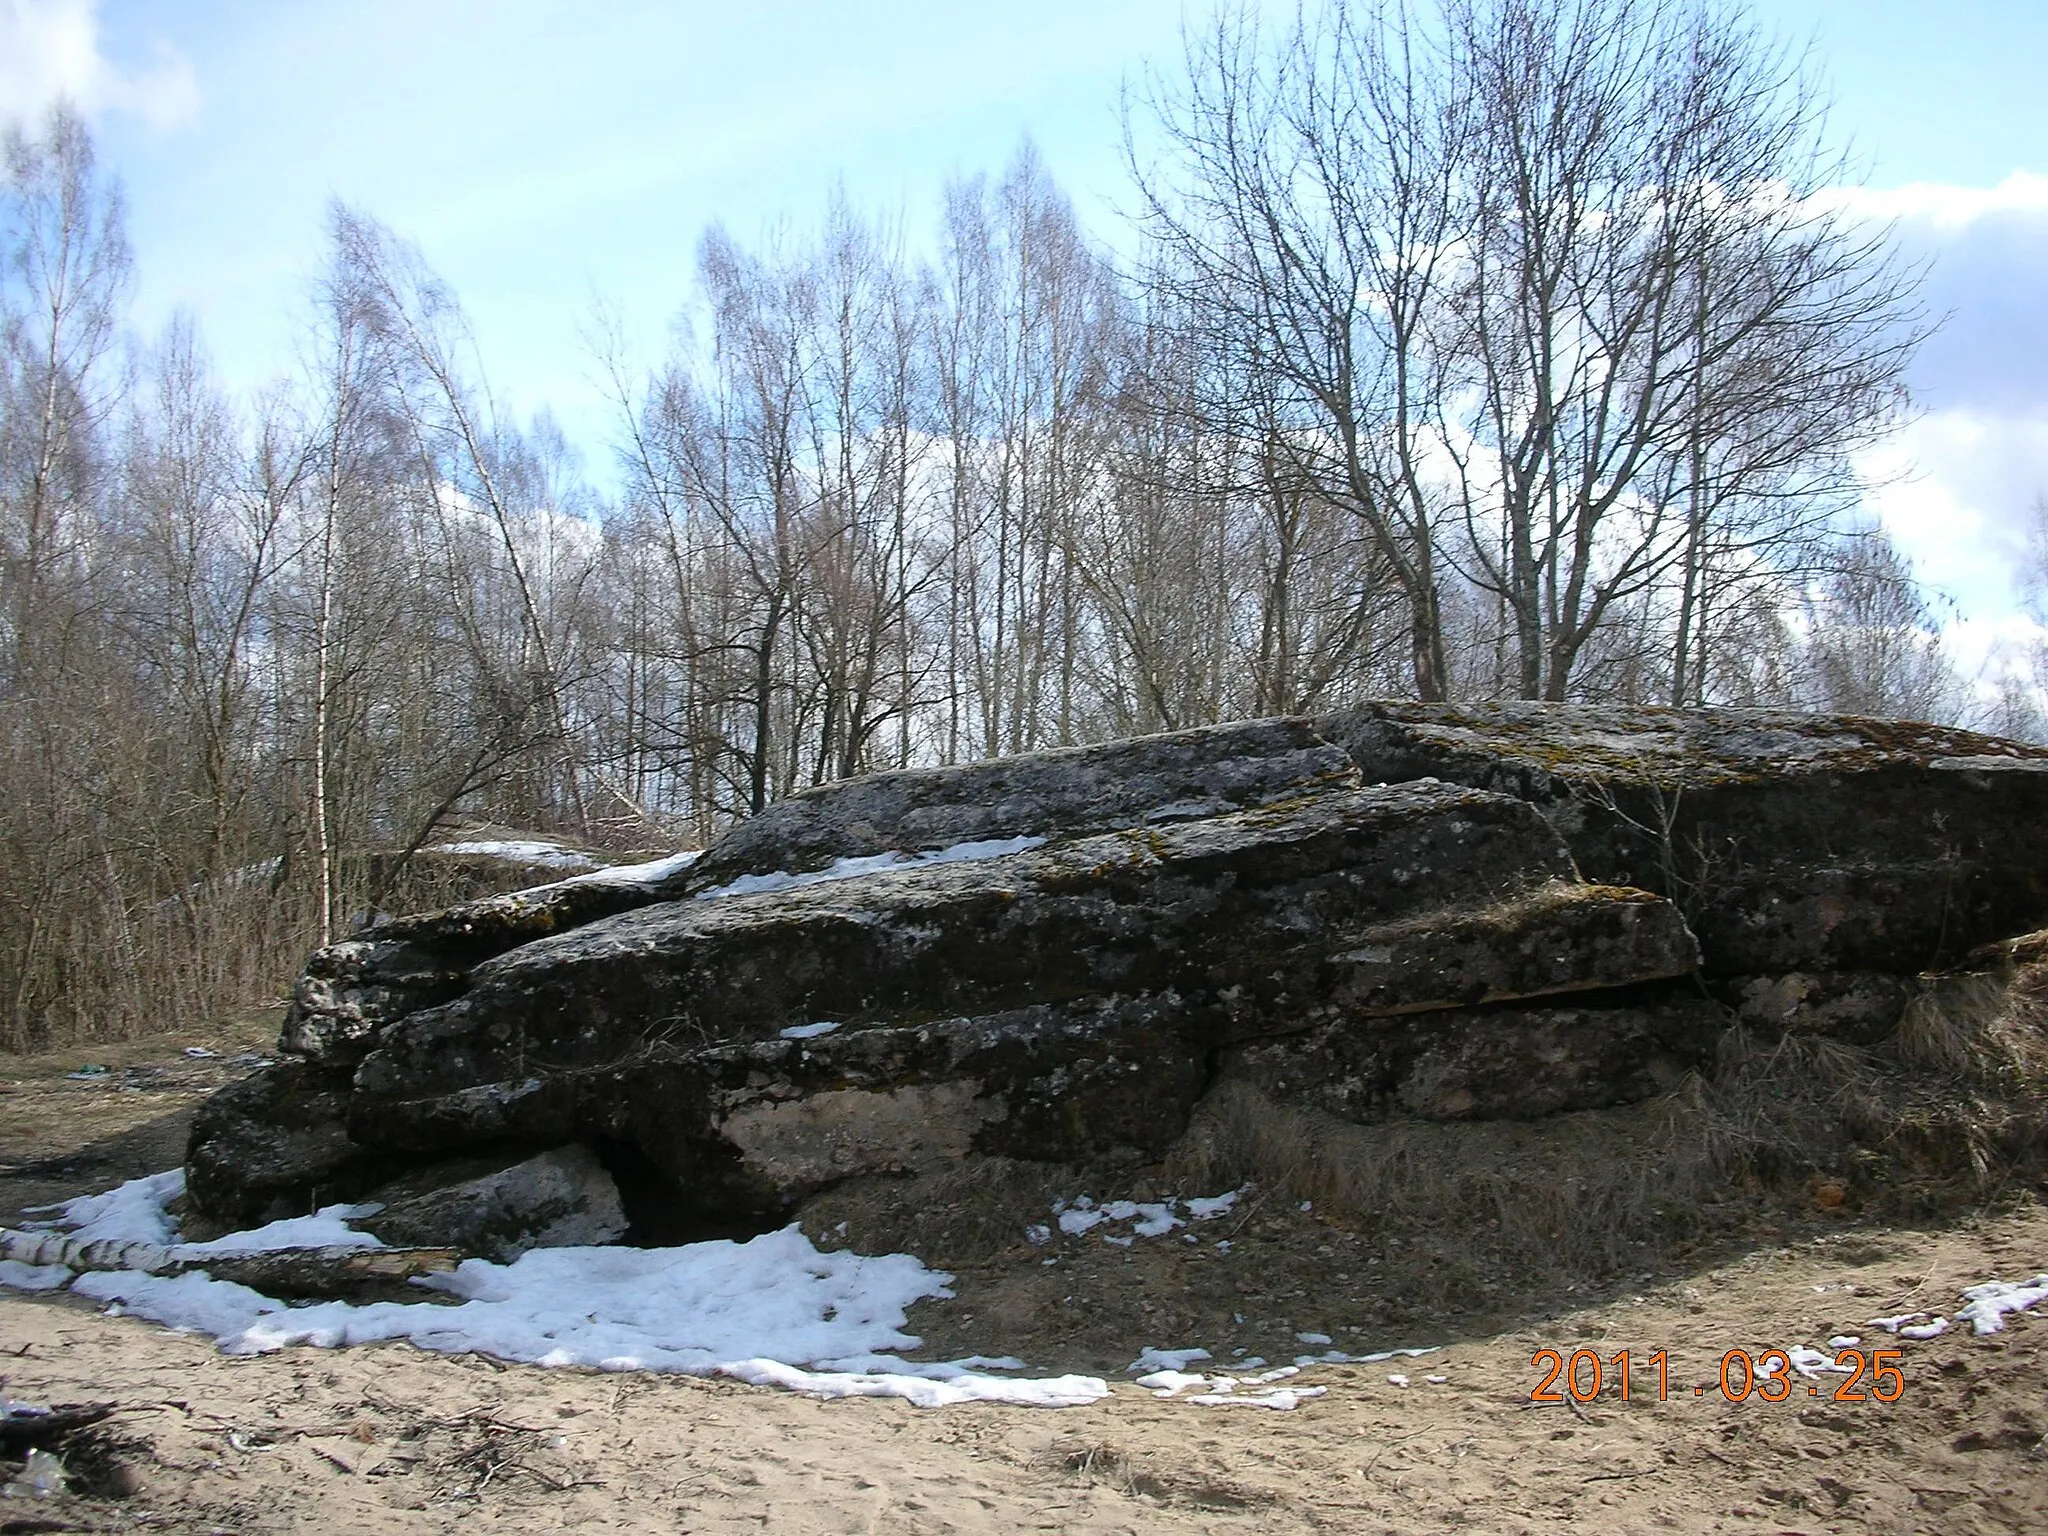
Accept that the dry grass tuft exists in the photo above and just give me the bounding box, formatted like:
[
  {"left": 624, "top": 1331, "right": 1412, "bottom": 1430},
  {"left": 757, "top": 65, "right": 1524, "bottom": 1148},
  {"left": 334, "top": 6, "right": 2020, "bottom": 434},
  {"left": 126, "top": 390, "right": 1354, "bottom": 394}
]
[
  {"left": 1166, "top": 1080, "right": 1712, "bottom": 1294},
  {"left": 1897, "top": 968, "right": 2048, "bottom": 1086},
  {"left": 1042, "top": 1440, "right": 1257, "bottom": 1511},
  {"left": 1052, "top": 1441, "right": 1135, "bottom": 1485}
]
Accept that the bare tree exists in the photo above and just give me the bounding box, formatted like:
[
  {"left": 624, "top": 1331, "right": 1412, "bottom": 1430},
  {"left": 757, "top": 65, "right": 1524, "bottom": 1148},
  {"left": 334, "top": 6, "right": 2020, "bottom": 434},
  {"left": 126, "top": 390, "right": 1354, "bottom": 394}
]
[
  {"left": 1132, "top": 0, "right": 1922, "bottom": 703},
  {"left": 1794, "top": 527, "right": 1963, "bottom": 722},
  {"left": 0, "top": 104, "right": 130, "bottom": 679},
  {"left": 331, "top": 208, "right": 600, "bottom": 836},
  {"left": 1132, "top": 2, "right": 1470, "bottom": 699},
  {"left": 0, "top": 105, "right": 135, "bottom": 1046},
  {"left": 1444, "top": 0, "right": 1921, "bottom": 701}
]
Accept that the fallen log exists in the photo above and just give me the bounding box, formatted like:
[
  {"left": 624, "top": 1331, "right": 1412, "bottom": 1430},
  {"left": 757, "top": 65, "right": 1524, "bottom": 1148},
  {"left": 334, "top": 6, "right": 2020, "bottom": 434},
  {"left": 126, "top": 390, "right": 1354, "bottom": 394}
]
[{"left": 1, "top": 1228, "right": 462, "bottom": 1300}]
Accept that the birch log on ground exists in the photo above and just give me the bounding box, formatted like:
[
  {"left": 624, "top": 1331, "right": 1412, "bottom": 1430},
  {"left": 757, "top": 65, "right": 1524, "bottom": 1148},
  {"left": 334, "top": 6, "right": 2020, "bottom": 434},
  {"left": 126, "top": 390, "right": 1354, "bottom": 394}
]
[{"left": 0, "top": 1228, "right": 460, "bottom": 1299}]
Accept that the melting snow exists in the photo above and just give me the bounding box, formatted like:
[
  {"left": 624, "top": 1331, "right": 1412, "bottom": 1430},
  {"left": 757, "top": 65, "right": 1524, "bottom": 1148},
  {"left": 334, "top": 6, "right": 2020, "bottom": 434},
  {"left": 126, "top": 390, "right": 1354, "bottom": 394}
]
[
  {"left": 1868, "top": 1311, "right": 1951, "bottom": 1340},
  {"left": 1845, "top": 1274, "right": 2048, "bottom": 1351},
  {"left": 7, "top": 1172, "right": 1106, "bottom": 1410},
  {"left": 176, "top": 1206, "right": 387, "bottom": 1258},
  {"left": 1056, "top": 1205, "right": 1107, "bottom": 1236},
  {"left": 1958, "top": 1274, "right": 2048, "bottom": 1334},
  {"left": 1787, "top": 1346, "right": 1854, "bottom": 1379},
  {"left": 4, "top": 1174, "right": 1440, "bottom": 1415},
  {"left": 1045, "top": 1188, "right": 1245, "bottom": 1245},
  {"left": 47, "top": 1169, "right": 186, "bottom": 1246},
  {"left": 1136, "top": 1362, "right": 1325, "bottom": 1410},
  {"left": 1189, "top": 1387, "right": 1324, "bottom": 1410},
  {"left": 557, "top": 849, "right": 702, "bottom": 889},
  {"left": 427, "top": 840, "right": 599, "bottom": 869},
  {"left": 0, "top": 1262, "right": 69, "bottom": 1291},
  {"left": 518, "top": 833, "right": 1045, "bottom": 907},
  {"left": 695, "top": 837, "right": 1047, "bottom": 903},
  {"left": 1184, "top": 1190, "right": 1241, "bottom": 1221},
  {"left": 1129, "top": 1346, "right": 1212, "bottom": 1374},
  {"left": 1299, "top": 1345, "right": 1437, "bottom": 1367},
  {"left": 779, "top": 1021, "right": 843, "bottom": 1041}
]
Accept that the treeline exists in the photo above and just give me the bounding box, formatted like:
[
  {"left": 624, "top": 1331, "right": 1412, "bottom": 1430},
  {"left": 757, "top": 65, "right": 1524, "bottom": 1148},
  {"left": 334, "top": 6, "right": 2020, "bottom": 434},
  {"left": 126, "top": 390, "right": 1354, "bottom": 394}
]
[{"left": 0, "top": 0, "right": 2034, "bottom": 1048}]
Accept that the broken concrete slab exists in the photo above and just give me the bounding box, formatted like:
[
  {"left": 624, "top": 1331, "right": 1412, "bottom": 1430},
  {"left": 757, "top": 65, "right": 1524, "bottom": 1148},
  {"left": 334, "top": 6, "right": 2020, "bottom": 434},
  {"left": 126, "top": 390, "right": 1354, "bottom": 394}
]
[{"left": 357, "top": 1144, "right": 626, "bottom": 1262}]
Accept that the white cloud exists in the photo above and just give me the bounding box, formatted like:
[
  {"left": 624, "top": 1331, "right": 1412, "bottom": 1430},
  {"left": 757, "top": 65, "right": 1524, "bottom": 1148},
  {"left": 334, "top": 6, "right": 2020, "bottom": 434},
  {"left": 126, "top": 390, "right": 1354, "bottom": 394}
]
[
  {"left": 1945, "top": 611, "right": 2047, "bottom": 675},
  {"left": 1816, "top": 171, "right": 2048, "bottom": 231},
  {"left": 1859, "top": 407, "right": 2048, "bottom": 622},
  {"left": 0, "top": 0, "right": 197, "bottom": 132}
]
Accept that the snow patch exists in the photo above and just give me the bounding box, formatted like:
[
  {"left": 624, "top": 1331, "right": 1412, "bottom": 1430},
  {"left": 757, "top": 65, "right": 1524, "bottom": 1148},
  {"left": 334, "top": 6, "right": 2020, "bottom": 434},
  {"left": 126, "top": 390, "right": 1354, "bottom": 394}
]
[
  {"left": 1787, "top": 1346, "right": 1854, "bottom": 1379},
  {"left": 1128, "top": 1346, "right": 1211, "bottom": 1374},
  {"left": 1957, "top": 1274, "right": 2048, "bottom": 1335},
  {"left": 42, "top": 1169, "right": 187, "bottom": 1246},
  {"left": 1187, "top": 1388, "right": 1324, "bottom": 1410},
  {"left": 557, "top": 849, "right": 702, "bottom": 889},
  {"left": 1056, "top": 1205, "right": 1107, "bottom": 1237},
  {"left": 9, "top": 1172, "right": 1106, "bottom": 1411},
  {"left": 696, "top": 837, "right": 1046, "bottom": 903},
  {"left": 779, "top": 1021, "right": 843, "bottom": 1041},
  {"left": 0, "top": 1261, "right": 70, "bottom": 1291},
  {"left": 1136, "top": 1362, "right": 1325, "bottom": 1410},
  {"left": 176, "top": 1207, "right": 387, "bottom": 1257},
  {"left": 1047, "top": 1187, "right": 1246, "bottom": 1245},
  {"left": 1300, "top": 1345, "right": 1438, "bottom": 1368},
  {"left": 427, "top": 840, "right": 599, "bottom": 869},
  {"left": 1868, "top": 1310, "right": 1951, "bottom": 1339}
]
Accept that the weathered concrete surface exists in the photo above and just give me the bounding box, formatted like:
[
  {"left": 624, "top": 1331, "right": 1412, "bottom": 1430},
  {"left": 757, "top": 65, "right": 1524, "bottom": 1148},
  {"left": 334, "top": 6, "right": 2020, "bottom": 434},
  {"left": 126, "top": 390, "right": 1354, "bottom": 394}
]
[
  {"left": 1720, "top": 971, "right": 1915, "bottom": 1045},
  {"left": 282, "top": 718, "right": 1356, "bottom": 1064},
  {"left": 197, "top": 774, "right": 1699, "bottom": 1229},
  {"left": 1319, "top": 701, "right": 2048, "bottom": 975},
  {"left": 281, "top": 877, "right": 686, "bottom": 1064},
  {"left": 357, "top": 1144, "right": 626, "bottom": 1262},
  {"left": 343, "top": 784, "right": 1678, "bottom": 1101},
  {"left": 1223, "top": 990, "right": 1725, "bottom": 1122},
  {"left": 683, "top": 716, "right": 1359, "bottom": 890},
  {"left": 1321, "top": 883, "right": 1697, "bottom": 1018},
  {"left": 320, "top": 793, "right": 1690, "bottom": 1223},
  {"left": 343, "top": 995, "right": 1224, "bottom": 1231}
]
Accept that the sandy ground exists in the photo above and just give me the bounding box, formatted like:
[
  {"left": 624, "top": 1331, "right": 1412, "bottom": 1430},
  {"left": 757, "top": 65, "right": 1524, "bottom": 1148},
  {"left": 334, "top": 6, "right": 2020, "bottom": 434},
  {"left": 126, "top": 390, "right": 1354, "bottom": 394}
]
[
  {"left": 1, "top": 1209, "right": 2043, "bottom": 1534},
  {"left": 3, "top": 1019, "right": 2045, "bottom": 1533}
]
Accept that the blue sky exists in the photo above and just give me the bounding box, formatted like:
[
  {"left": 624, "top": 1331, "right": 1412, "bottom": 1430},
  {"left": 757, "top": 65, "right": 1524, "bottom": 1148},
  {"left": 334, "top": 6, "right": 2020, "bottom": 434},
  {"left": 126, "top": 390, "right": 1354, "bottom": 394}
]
[{"left": 4, "top": 0, "right": 2046, "bottom": 660}]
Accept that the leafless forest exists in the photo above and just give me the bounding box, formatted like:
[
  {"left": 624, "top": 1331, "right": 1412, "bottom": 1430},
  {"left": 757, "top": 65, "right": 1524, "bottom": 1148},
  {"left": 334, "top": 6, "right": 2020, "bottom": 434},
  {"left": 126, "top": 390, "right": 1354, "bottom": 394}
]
[{"left": 2, "top": 0, "right": 2043, "bottom": 1049}]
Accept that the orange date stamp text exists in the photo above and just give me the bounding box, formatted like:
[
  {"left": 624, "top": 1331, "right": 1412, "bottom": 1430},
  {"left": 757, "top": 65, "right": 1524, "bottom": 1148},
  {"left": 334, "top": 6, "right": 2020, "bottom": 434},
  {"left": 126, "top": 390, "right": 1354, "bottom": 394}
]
[{"left": 1528, "top": 1347, "right": 1906, "bottom": 1405}]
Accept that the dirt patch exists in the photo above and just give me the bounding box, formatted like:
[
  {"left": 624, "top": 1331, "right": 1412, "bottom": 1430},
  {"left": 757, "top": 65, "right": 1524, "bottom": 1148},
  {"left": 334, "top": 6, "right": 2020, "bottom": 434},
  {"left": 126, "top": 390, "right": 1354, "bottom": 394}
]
[{"left": 0, "top": 1008, "right": 280, "bottom": 1226}]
